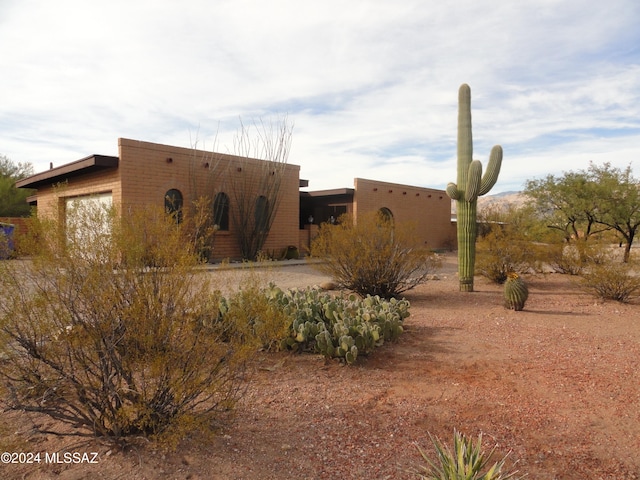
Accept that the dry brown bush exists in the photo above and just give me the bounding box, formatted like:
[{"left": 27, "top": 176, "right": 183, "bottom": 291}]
[
  {"left": 0, "top": 202, "right": 253, "bottom": 441},
  {"left": 310, "top": 211, "right": 440, "bottom": 298}
]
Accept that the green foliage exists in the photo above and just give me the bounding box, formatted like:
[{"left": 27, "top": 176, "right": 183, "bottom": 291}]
[
  {"left": 475, "top": 204, "right": 546, "bottom": 282},
  {"left": 585, "top": 163, "right": 640, "bottom": 263},
  {"left": 310, "top": 211, "right": 440, "bottom": 298},
  {"left": 0, "top": 202, "right": 251, "bottom": 440},
  {"left": 524, "top": 170, "right": 604, "bottom": 244},
  {"left": 0, "top": 155, "right": 34, "bottom": 217},
  {"left": 414, "top": 430, "right": 523, "bottom": 480},
  {"left": 266, "top": 285, "right": 410, "bottom": 364},
  {"left": 503, "top": 273, "right": 528, "bottom": 311},
  {"left": 525, "top": 162, "right": 640, "bottom": 263},
  {"left": 580, "top": 257, "right": 640, "bottom": 303},
  {"left": 446, "top": 84, "right": 503, "bottom": 292}
]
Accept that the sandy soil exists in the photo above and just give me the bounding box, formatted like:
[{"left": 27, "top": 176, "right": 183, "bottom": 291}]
[{"left": 2, "top": 253, "right": 639, "bottom": 479}]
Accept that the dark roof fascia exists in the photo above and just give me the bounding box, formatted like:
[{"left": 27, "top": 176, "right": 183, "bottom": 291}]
[
  {"left": 15, "top": 155, "right": 119, "bottom": 189},
  {"left": 300, "top": 188, "right": 355, "bottom": 198}
]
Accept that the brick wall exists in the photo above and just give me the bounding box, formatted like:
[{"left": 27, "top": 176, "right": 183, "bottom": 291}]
[
  {"left": 27, "top": 138, "right": 301, "bottom": 261},
  {"left": 117, "top": 139, "right": 300, "bottom": 260},
  {"left": 31, "top": 169, "right": 121, "bottom": 219},
  {"left": 353, "top": 178, "right": 453, "bottom": 250}
]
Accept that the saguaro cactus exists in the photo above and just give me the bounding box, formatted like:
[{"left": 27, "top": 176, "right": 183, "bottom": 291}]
[{"left": 446, "top": 84, "right": 503, "bottom": 292}]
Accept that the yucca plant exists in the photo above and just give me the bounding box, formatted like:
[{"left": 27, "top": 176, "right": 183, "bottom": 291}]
[{"left": 414, "top": 430, "right": 523, "bottom": 480}]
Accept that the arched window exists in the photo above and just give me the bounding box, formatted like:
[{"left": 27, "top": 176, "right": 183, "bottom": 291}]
[
  {"left": 255, "top": 195, "right": 269, "bottom": 232},
  {"left": 213, "top": 192, "right": 230, "bottom": 231},
  {"left": 165, "top": 189, "right": 183, "bottom": 223},
  {"left": 378, "top": 207, "right": 394, "bottom": 223}
]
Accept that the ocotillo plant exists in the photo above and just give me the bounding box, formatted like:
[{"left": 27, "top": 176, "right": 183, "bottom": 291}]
[{"left": 446, "top": 84, "right": 503, "bottom": 292}]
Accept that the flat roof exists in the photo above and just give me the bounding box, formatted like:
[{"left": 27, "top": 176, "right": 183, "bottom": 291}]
[
  {"left": 300, "top": 188, "right": 355, "bottom": 198},
  {"left": 16, "top": 155, "right": 119, "bottom": 189}
]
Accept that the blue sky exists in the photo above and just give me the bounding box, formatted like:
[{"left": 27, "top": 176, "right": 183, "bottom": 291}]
[{"left": 1, "top": 0, "right": 639, "bottom": 193}]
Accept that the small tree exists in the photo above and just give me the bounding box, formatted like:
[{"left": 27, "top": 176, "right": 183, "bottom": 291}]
[
  {"left": 0, "top": 155, "right": 34, "bottom": 217},
  {"left": 0, "top": 201, "right": 252, "bottom": 440},
  {"left": 310, "top": 211, "right": 440, "bottom": 298},
  {"left": 588, "top": 162, "right": 640, "bottom": 263}
]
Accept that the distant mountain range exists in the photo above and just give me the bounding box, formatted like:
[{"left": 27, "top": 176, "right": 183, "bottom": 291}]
[
  {"left": 451, "top": 191, "right": 527, "bottom": 214},
  {"left": 479, "top": 190, "right": 527, "bottom": 206}
]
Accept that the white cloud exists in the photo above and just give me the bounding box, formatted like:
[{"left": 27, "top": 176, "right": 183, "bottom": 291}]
[{"left": 1, "top": 0, "right": 639, "bottom": 195}]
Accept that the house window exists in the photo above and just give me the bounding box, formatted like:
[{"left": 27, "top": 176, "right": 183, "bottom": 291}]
[
  {"left": 378, "top": 207, "right": 393, "bottom": 223},
  {"left": 255, "top": 195, "right": 269, "bottom": 232},
  {"left": 165, "top": 189, "right": 183, "bottom": 223},
  {"left": 213, "top": 192, "right": 230, "bottom": 231}
]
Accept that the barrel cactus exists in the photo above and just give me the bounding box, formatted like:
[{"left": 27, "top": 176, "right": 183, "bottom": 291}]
[
  {"left": 504, "top": 272, "right": 528, "bottom": 311},
  {"left": 446, "top": 84, "right": 503, "bottom": 292}
]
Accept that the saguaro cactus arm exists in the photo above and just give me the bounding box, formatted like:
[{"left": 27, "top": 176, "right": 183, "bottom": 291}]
[
  {"left": 446, "top": 182, "right": 462, "bottom": 201},
  {"left": 478, "top": 145, "right": 503, "bottom": 196},
  {"left": 465, "top": 160, "right": 483, "bottom": 202}
]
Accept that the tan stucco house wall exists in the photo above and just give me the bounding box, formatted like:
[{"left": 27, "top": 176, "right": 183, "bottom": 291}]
[
  {"left": 18, "top": 138, "right": 301, "bottom": 260},
  {"left": 18, "top": 138, "right": 454, "bottom": 260}
]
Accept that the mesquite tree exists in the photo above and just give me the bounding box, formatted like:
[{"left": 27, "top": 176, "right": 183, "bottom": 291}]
[{"left": 446, "top": 84, "right": 503, "bottom": 292}]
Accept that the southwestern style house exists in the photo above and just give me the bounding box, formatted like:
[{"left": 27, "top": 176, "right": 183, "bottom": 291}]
[{"left": 17, "top": 138, "right": 453, "bottom": 260}]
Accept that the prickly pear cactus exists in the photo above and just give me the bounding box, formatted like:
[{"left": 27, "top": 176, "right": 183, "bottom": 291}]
[
  {"left": 446, "top": 84, "right": 503, "bottom": 292},
  {"left": 504, "top": 272, "right": 528, "bottom": 311},
  {"left": 268, "top": 286, "right": 409, "bottom": 364}
]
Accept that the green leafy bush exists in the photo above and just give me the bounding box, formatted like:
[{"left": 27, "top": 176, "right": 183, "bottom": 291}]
[
  {"left": 265, "top": 285, "right": 410, "bottom": 364},
  {"left": 310, "top": 211, "right": 440, "bottom": 298},
  {"left": 414, "top": 430, "right": 522, "bottom": 480},
  {"left": 0, "top": 203, "right": 252, "bottom": 440}
]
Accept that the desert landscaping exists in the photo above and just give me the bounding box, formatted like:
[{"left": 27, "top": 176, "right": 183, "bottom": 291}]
[{"left": 2, "top": 252, "right": 639, "bottom": 480}]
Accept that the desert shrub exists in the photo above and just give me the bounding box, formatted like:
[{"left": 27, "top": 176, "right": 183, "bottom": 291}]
[
  {"left": 0, "top": 203, "right": 252, "bottom": 440},
  {"left": 475, "top": 203, "right": 546, "bottom": 283},
  {"left": 310, "top": 211, "right": 440, "bottom": 298},
  {"left": 268, "top": 285, "right": 410, "bottom": 364},
  {"left": 475, "top": 227, "right": 539, "bottom": 283},
  {"left": 580, "top": 261, "right": 640, "bottom": 302},
  {"left": 544, "top": 242, "right": 584, "bottom": 275},
  {"left": 413, "top": 430, "right": 522, "bottom": 480},
  {"left": 543, "top": 239, "right": 614, "bottom": 275},
  {"left": 216, "top": 275, "right": 292, "bottom": 352}
]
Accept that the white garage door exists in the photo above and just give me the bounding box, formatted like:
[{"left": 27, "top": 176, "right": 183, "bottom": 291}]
[{"left": 65, "top": 193, "right": 113, "bottom": 250}]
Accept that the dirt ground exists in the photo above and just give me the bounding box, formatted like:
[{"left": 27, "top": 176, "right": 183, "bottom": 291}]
[{"left": 2, "top": 253, "right": 639, "bottom": 479}]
